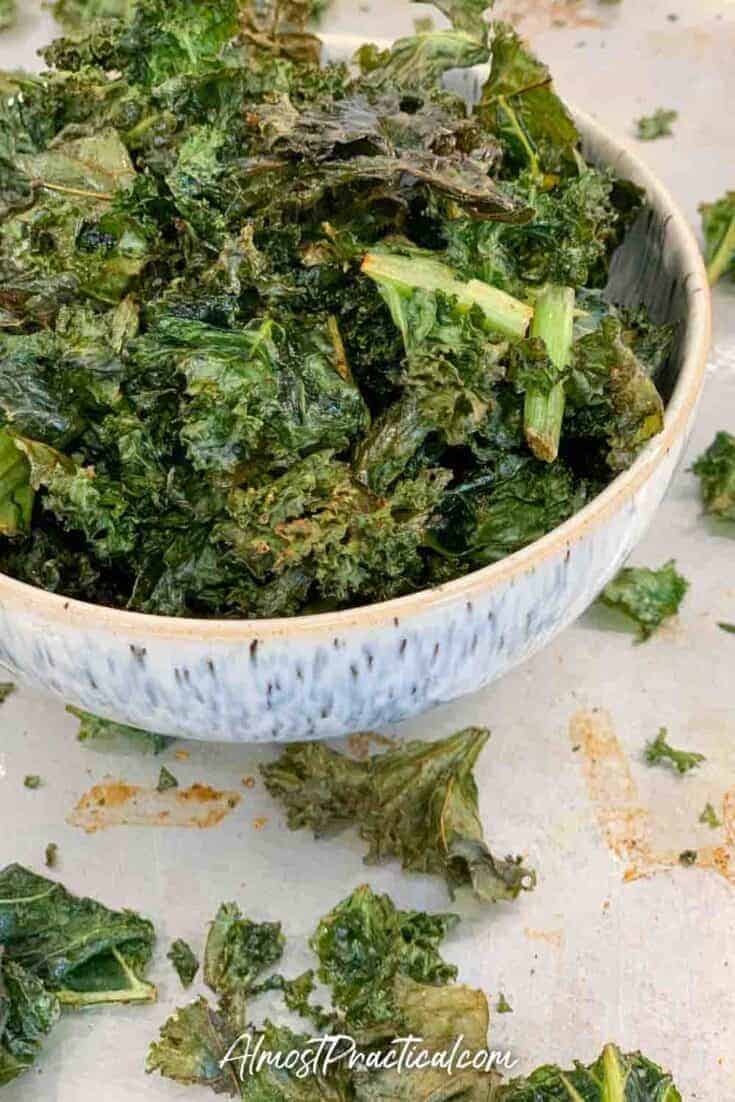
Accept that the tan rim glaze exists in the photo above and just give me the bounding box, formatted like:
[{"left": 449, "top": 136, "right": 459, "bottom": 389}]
[{"left": 0, "top": 108, "right": 711, "bottom": 642}]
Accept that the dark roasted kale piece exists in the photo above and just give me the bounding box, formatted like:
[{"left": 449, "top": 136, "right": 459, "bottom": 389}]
[
  {"left": 168, "top": 939, "right": 199, "bottom": 989},
  {"left": 262, "top": 728, "right": 535, "bottom": 905}
]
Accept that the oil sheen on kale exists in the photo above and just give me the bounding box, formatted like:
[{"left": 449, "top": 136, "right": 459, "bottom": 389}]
[{"left": 0, "top": 0, "right": 673, "bottom": 619}]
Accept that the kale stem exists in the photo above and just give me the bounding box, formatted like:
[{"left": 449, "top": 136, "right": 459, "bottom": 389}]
[
  {"left": 706, "top": 212, "right": 735, "bottom": 285},
  {"left": 361, "top": 252, "right": 533, "bottom": 341},
  {"left": 497, "top": 95, "right": 540, "bottom": 180},
  {"left": 524, "top": 284, "right": 574, "bottom": 463},
  {"left": 33, "top": 181, "right": 114, "bottom": 202}
]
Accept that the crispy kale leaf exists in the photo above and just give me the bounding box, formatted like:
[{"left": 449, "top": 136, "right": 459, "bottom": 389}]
[
  {"left": 429, "top": 455, "right": 586, "bottom": 566},
  {"left": 498, "top": 1043, "right": 682, "bottom": 1101},
  {"left": 168, "top": 939, "right": 200, "bottom": 988},
  {"left": 693, "top": 430, "right": 735, "bottom": 521},
  {"left": 699, "top": 191, "right": 735, "bottom": 286},
  {"left": 310, "top": 884, "right": 458, "bottom": 1035},
  {"left": 600, "top": 560, "right": 688, "bottom": 641},
  {"left": 635, "top": 109, "right": 677, "bottom": 141},
  {"left": 262, "top": 728, "right": 535, "bottom": 905},
  {"left": 0, "top": 955, "right": 60, "bottom": 1087},
  {"left": 478, "top": 22, "right": 579, "bottom": 179},
  {"left": 68, "top": 705, "right": 174, "bottom": 753},
  {"left": 645, "top": 728, "right": 705, "bottom": 775},
  {"left": 0, "top": 864, "right": 156, "bottom": 1007}
]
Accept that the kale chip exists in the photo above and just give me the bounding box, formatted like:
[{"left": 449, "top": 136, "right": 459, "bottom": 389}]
[
  {"left": 0, "top": 0, "right": 670, "bottom": 618},
  {"left": 600, "top": 560, "right": 688, "bottom": 641},
  {"left": 700, "top": 191, "right": 735, "bottom": 286},
  {"left": 261, "top": 727, "right": 535, "bottom": 905},
  {"left": 498, "top": 1043, "right": 682, "bottom": 1101},
  {"left": 693, "top": 430, "right": 735, "bottom": 521}
]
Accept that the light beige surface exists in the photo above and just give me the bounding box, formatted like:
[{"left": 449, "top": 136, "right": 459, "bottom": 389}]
[{"left": 1, "top": 1, "right": 734, "bottom": 1099}]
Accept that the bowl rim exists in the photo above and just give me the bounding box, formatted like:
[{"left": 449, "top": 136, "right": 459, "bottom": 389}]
[{"left": 0, "top": 105, "right": 711, "bottom": 642}]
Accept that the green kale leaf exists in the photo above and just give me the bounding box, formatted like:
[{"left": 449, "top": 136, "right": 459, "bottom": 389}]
[
  {"left": 0, "top": 683, "right": 14, "bottom": 704},
  {"left": 699, "top": 191, "right": 735, "bottom": 285},
  {"left": 645, "top": 728, "right": 705, "bottom": 775},
  {"left": 478, "top": 22, "right": 579, "bottom": 178},
  {"left": 68, "top": 705, "right": 175, "bottom": 753},
  {"left": 635, "top": 108, "right": 677, "bottom": 141},
  {"left": 0, "top": 956, "right": 60, "bottom": 1087},
  {"left": 430, "top": 454, "right": 586, "bottom": 566},
  {"left": 700, "top": 802, "right": 722, "bottom": 829},
  {"left": 310, "top": 884, "right": 458, "bottom": 1034},
  {"left": 168, "top": 939, "right": 200, "bottom": 988},
  {"left": 600, "top": 560, "right": 688, "bottom": 641},
  {"left": 693, "top": 430, "right": 735, "bottom": 521},
  {"left": 498, "top": 1043, "right": 682, "bottom": 1101},
  {"left": 0, "top": 864, "right": 156, "bottom": 1007},
  {"left": 262, "top": 728, "right": 535, "bottom": 905}
]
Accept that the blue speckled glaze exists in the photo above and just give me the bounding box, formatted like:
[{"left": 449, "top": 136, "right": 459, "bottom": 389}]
[{"left": 0, "top": 96, "right": 710, "bottom": 742}]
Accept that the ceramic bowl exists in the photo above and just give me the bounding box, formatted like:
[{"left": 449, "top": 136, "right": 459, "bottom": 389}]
[{"left": 0, "top": 57, "right": 710, "bottom": 740}]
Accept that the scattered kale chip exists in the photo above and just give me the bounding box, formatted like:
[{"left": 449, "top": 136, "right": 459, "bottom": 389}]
[
  {"left": 168, "top": 939, "right": 199, "bottom": 989},
  {"left": 645, "top": 728, "right": 705, "bottom": 775},
  {"left": 498, "top": 1043, "right": 682, "bottom": 1101},
  {"left": 44, "top": 843, "right": 59, "bottom": 868},
  {"left": 0, "top": 864, "right": 155, "bottom": 1086},
  {"left": 635, "top": 108, "right": 677, "bottom": 141},
  {"left": 0, "top": 684, "right": 14, "bottom": 704},
  {"left": 0, "top": 863, "right": 156, "bottom": 1008},
  {"left": 693, "top": 430, "right": 735, "bottom": 522},
  {"left": 600, "top": 559, "right": 688, "bottom": 641},
  {"left": 261, "top": 727, "right": 535, "bottom": 905},
  {"left": 148, "top": 888, "right": 683, "bottom": 1100},
  {"left": 700, "top": 191, "right": 735, "bottom": 285},
  {"left": 0, "top": 956, "right": 60, "bottom": 1087},
  {"left": 23, "top": 775, "right": 41, "bottom": 789},
  {"left": 720, "top": 622, "right": 735, "bottom": 634},
  {"left": 0, "top": 0, "right": 670, "bottom": 618},
  {"left": 68, "top": 705, "right": 174, "bottom": 753}
]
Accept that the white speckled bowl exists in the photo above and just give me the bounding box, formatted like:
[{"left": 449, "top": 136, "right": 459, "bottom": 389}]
[{"left": 0, "top": 47, "right": 711, "bottom": 740}]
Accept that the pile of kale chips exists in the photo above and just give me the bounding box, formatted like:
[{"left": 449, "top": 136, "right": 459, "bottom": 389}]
[{"left": 0, "top": 0, "right": 672, "bottom": 618}]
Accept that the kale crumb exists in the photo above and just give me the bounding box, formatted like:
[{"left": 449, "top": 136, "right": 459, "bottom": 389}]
[
  {"left": 24, "top": 775, "right": 42, "bottom": 789},
  {"left": 699, "top": 803, "right": 722, "bottom": 829},
  {"left": 635, "top": 108, "right": 677, "bottom": 141},
  {"left": 645, "top": 728, "right": 705, "bottom": 774},
  {"left": 0, "top": 683, "right": 16, "bottom": 704},
  {"left": 497, "top": 992, "right": 513, "bottom": 1013},
  {"left": 156, "top": 766, "right": 179, "bottom": 792},
  {"left": 679, "top": 849, "right": 698, "bottom": 867},
  {"left": 45, "top": 843, "right": 59, "bottom": 868},
  {"left": 719, "top": 623, "right": 735, "bottom": 634},
  {"left": 167, "top": 939, "right": 199, "bottom": 988}
]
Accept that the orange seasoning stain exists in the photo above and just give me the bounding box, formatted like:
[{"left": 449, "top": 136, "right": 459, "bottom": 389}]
[
  {"left": 68, "top": 779, "right": 241, "bottom": 833},
  {"left": 242, "top": 776, "right": 256, "bottom": 789},
  {"left": 175, "top": 750, "right": 191, "bottom": 761},
  {"left": 571, "top": 709, "right": 735, "bottom": 889},
  {"left": 523, "top": 927, "right": 564, "bottom": 949},
  {"left": 253, "top": 816, "right": 268, "bottom": 831},
  {"left": 569, "top": 709, "right": 654, "bottom": 866}
]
